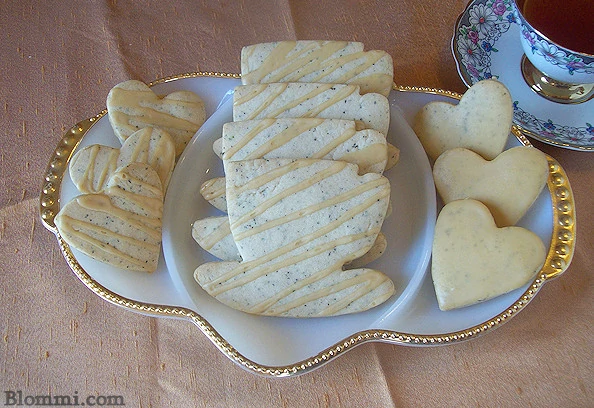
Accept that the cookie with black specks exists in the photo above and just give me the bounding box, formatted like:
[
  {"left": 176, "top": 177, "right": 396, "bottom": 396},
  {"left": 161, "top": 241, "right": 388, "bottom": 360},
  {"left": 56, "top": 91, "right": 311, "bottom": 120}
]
[
  {"left": 233, "top": 83, "right": 390, "bottom": 135},
  {"left": 56, "top": 163, "right": 163, "bottom": 273},
  {"left": 201, "top": 117, "right": 391, "bottom": 211},
  {"left": 69, "top": 127, "right": 176, "bottom": 194},
  {"left": 433, "top": 146, "right": 548, "bottom": 227},
  {"left": 432, "top": 199, "right": 546, "bottom": 311},
  {"left": 194, "top": 158, "right": 394, "bottom": 317},
  {"left": 241, "top": 40, "right": 394, "bottom": 97},
  {"left": 106, "top": 80, "right": 205, "bottom": 156},
  {"left": 413, "top": 79, "right": 512, "bottom": 161}
]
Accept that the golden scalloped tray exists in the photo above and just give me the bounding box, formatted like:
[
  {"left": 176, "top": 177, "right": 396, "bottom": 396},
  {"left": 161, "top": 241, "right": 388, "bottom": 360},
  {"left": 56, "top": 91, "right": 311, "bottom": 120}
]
[{"left": 40, "top": 73, "right": 575, "bottom": 376}]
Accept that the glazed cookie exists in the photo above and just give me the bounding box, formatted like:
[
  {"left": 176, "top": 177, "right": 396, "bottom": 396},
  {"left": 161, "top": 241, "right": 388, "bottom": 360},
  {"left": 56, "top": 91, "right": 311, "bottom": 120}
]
[
  {"left": 191, "top": 216, "right": 241, "bottom": 262},
  {"left": 241, "top": 40, "right": 394, "bottom": 97},
  {"left": 69, "top": 144, "right": 119, "bottom": 194},
  {"left": 221, "top": 118, "right": 389, "bottom": 174},
  {"left": 200, "top": 118, "right": 392, "bottom": 211},
  {"left": 69, "top": 127, "right": 176, "bottom": 194},
  {"left": 106, "top": 79, "right": 206, "bottom": 156},
  {"left": 233, "top": 83, "right": 390, "bottom": 135},
  {"left": 199, "top": 177, "right": 228, "bottom": 212},
  {"left": 191, "top": 211, "right": 388, "bottom": 267},
  {"left": 56, "top": 163, "right": 164, "bottom": 273},
  {"left": 194, "top": 158, "right": 394, "bottom": 317}
]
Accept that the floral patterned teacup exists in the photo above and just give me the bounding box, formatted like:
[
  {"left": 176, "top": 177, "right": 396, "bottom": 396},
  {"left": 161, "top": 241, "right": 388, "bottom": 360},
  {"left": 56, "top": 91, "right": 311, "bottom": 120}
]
[{"left": 513, "top": 0, "right": 594, "bottom": 104}]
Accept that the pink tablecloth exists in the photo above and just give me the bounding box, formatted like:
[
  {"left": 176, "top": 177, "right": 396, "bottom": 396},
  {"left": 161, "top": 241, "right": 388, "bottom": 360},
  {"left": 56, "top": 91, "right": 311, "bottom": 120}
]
[{"left": 1, "top": 1, "right": 591, "bottom": 406}]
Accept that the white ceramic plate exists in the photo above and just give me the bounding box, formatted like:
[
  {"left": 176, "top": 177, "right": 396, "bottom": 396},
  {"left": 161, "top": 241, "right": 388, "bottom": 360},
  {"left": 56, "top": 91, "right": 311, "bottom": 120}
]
[
  {"left": 162, "top": 80, "right": 436, "bottom": 367},
  {"left": 41, "top": 74, "right": 575, "bottom": 376}
]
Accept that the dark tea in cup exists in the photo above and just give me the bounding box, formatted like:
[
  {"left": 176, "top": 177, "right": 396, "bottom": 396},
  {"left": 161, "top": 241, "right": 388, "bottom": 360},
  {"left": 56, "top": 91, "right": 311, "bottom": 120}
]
[{"left": 520, "top": 0, "right": 594, "bottom": 54}]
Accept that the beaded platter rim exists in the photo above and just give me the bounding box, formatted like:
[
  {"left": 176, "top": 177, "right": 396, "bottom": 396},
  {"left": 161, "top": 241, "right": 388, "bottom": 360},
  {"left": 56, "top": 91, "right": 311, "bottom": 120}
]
[{"left": 39, "top": 72, "right": 575, "bottom": 377}]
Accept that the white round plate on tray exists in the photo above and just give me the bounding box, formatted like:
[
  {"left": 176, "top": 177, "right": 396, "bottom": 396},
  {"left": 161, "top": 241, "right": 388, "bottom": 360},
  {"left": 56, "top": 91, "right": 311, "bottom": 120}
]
[
  {"left": 40, "top": 73, "right": 575, "bottom": 376},
  {"left": 452, "top": 0, "right": 594, "bottom": 150}
]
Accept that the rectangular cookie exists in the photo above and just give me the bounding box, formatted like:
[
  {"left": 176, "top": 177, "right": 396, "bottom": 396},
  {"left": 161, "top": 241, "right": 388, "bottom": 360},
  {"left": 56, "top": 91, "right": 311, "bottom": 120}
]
[
  {"left": 221, "top": 118, "right": 388, "bottom": 174},
  {"left": 241, "top": 40, "right": 394, "bottom": 97},
  {"left": 232, "top": 82, "right": 390, "bottom": 135}
]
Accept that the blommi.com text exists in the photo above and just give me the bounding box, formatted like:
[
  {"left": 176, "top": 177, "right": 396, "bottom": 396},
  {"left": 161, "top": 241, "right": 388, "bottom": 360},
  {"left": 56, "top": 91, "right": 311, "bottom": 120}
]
[{"left": 4, "top": 391, "right": 125, "bottom": 406}]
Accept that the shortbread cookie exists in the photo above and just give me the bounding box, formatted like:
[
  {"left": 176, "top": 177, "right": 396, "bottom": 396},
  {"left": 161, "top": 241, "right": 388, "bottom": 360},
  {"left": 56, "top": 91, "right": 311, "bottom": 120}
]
[
  {"left": 433, "top": 146, "right": 548, "bottom": 227},
  {"left": 346, "top": 232, "right": 387, "bottom": 269},
  {"left": 191, "top": 216, "right": 241, "bottom": 262},
  {"left": 116, "top": 127, "right": 176, "bottom": 190},
  {"left": 194, "top": 158, "right": 394, "bottom": 317},
  {"left": 106, "top": 80, "right": 206, "bottom": 156},
  {"left": 213, "top": 138, "right": 399, "bottom": 171},
  {"left": 199, "top": 177, "right": 227, "bottom": 212},
  {"left": 201, "top": 118, "right": 392, "bottom": 211},
  {"left": 386, "top": 142, "right": 400, "bottom": 171},
  {"left": 241, "top": 41, "right": 394, "bottom": 97},
  {"left": 56, "top": 163, "right": 164, "bottom": 273},
  {"left": 191, "top": 212, "right": 388, "bottom": 267},
  {"left": 233, "top": 83, "right": 390, "bottom": 135},
  {"left": 204, "top": 145, "right": 398, "bottom": 211},
  {"left": 432, "top": 199, "right": 546, "bottom": 311},
  {"left": 69, "top": 144, "right": 119, "bottom": 194},
  {"left": 413, "top": 79, "right": 512, "bottom": 161},
  {"left": 221, "top": 118, "right": 388, "bottom": 174},
  {"left": 194, "top": 118, "right": 394, "bottom": 265},
  {"left": 212, "top": 137, "right": 224, "bottom": 159},
  {"left": 69, "top": 127, "right": 176, "bottom": 194}
]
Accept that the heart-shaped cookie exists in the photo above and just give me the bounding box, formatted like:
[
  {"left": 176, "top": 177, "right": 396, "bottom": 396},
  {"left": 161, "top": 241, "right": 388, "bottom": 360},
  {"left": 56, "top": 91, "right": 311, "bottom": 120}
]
[
  {"left": 55, "top": 163, "right": 164, "bottom": 273},
  {"left": 69, "top": 144, "right": 119, "bottom": 194},
  {"left": 433, "top": 146, "right": 549, "bottom": 227},
  {"left": 432, "top": 199, "right": 546, "bottom": 311},
  {"left": 106, "top": 80, "right": 206, "bottom": 156},
  {"left": 413, "top": 79, "right": 512, "bottom": 161},
  {"left": 69, "top": 127, "right": 176, "bottom": 194}
]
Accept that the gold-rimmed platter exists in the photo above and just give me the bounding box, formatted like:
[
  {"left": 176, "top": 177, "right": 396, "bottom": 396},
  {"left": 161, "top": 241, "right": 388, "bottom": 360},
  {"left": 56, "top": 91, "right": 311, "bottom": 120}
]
[{"left": 40, "top": 73, "right": 575, "bottom": 377}]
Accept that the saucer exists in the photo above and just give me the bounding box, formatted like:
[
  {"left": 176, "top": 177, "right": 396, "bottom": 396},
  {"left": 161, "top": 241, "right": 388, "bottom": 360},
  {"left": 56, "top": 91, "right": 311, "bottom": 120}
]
[{"left": 452, "top": 0, "right": 594, "bottom": 151}]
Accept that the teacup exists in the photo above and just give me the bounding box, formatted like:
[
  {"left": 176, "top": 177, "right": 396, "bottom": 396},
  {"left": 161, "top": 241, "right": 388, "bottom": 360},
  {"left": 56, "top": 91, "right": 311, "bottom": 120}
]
[{"left": 513, "top": 0, "right": 594, "bottom": 104}]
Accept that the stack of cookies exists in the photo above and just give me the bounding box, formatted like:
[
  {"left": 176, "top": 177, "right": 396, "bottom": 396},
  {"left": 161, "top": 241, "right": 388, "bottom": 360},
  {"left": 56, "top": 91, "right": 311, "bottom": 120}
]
[
  {"left": 413, "top": 79, "right": 549, "bottom": 311},
  {"left": 192, "top": 41, "right": 399, "bottom": 317},
  {"left": 55, "top": 80, "right": 206, "bottom": 272}
]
